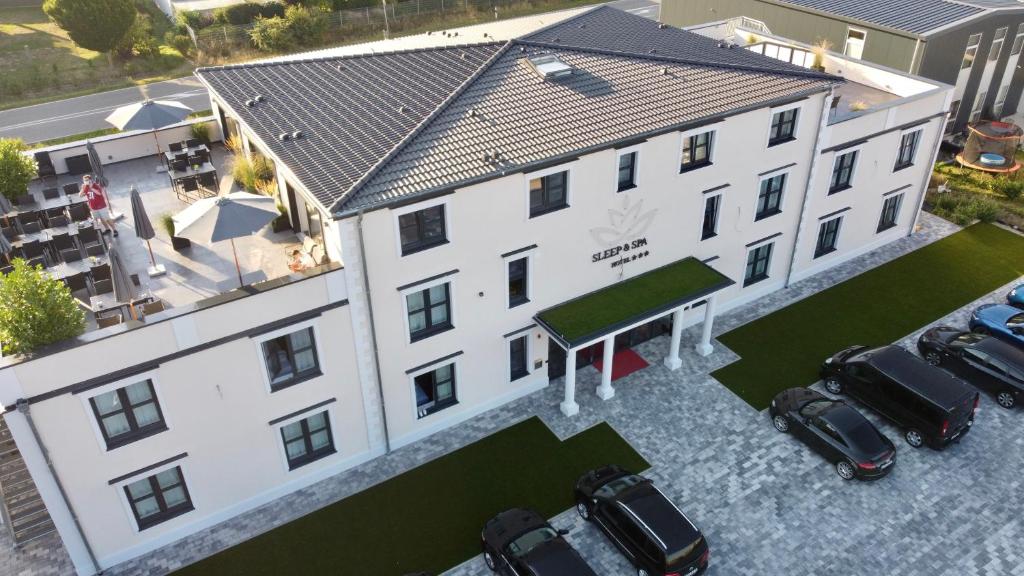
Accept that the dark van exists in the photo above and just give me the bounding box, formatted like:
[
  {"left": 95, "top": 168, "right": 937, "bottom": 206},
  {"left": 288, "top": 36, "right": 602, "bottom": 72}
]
[{"left": 820, "top": 345, "right": 979, "bottom": 449}]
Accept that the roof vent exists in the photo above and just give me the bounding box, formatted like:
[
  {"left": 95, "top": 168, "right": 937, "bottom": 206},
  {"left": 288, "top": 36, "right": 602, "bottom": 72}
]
[
  {"left": 398, "top": 105, "right": 407, "bottom": 113},
  {"left": 660, "top": 67, "right": 668, "bottom": 75},
  {"left": 245, "top": 99, "right": 255, "bottom": 107},
  {"left": 649, "top": 49, "right": 657, "bottom": 54},
  {"left": 292, "top": 130, "right": 303, "bottom": 140},
  {"left": 526, "top": 54, "right": 573, "bottom": 80},
  {"left": 717, "top": 41, "right": 725, "bottom": 48},
  {"left": 578, "top": 23, "right": 586, "bottom": 29},
  {"left": 279, "top": 133, "right": 291, "bottom": 141},
  {"left": 658, "top": 22, "right": 666, "bottom": 29},
  {"left": 254, "top": 94, "right": 264, "bottom": 103},
  {"left": 336, "top": 63, "right": 345, "bottom": 71},
  {"left": 460, "top": 52, "right": 467, "bottom": 60},
  {"left": 468, "top": 108, "right": 477, "bottom": 117}
]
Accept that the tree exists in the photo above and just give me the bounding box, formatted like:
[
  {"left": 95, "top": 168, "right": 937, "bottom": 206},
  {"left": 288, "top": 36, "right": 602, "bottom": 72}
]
[
  {"left": 0, "top": 259, "right": 85, "bottom": 355},
  {"left": 0, "top": 139, "right": 37, "bottom": 202},
  {"left": 43, "top": 0, "right": 137, "bottom": 66},
  {"left": 285, "top": 5, "right": 328, "bottom": 47}
]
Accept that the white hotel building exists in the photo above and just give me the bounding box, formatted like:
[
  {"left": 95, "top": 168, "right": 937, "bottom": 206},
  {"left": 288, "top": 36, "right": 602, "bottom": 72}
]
[{"left": 0, "top": 7, "right": 951, "bottom": 575}]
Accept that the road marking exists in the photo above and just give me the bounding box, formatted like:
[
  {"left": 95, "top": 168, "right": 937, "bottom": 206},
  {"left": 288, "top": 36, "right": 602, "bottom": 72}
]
[{"left": 0, "top": 90, "right": 208, "bottom": 131}]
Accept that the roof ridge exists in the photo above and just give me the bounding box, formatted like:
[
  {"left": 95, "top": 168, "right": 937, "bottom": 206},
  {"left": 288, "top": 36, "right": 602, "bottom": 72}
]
[
  {"left": 515, "top": 3, "right": 606, "bottom": 40},
  {"left": 328, "top": 40, "right": 516, "bottom": 215}
]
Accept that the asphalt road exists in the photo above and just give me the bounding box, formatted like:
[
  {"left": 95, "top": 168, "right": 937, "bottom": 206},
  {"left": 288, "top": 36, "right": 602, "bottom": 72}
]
[{"left": 0, "top": 0, "right": 659, "bottom": 144}]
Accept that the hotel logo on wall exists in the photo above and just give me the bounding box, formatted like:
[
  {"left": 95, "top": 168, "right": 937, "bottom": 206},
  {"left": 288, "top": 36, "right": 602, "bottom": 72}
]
[{"left": 590, "top": 196, "right": 656, "bottom": 268}]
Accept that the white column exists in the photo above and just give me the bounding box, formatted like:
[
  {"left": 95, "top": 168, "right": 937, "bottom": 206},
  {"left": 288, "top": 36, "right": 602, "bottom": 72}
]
[
  {"left": 663, "top": 308, "right": 684, "bottom": 370},
  {"left": 560, "top": 348, "right": 579, "bottom": 416},
  {"left": 597, "top": 336, "right": 616, "bottom": 400},
  {"left": 695, "top": 295, "right": 717, "bottom": 357}
]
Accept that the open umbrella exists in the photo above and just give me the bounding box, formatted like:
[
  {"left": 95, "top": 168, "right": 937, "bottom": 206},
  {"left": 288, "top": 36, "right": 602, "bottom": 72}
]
[
  {"left": 86, "top": 139, "right": 121, "bottom": 220},
  {"left": 105, "top": 100, "right": 193, "bottom": 173},
  {"left": 129, "top": 187, "right": 165, "bottom": 277},
  {"left": 107, "top": 246, "right": 138, "bottom": 318},
  {"left": 171, "top": 192, "right": 278, "bottom": 287}
]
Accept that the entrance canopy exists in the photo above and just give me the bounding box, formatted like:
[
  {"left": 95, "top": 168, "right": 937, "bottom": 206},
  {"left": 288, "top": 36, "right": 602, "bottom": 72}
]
[{"left": 535, "top": 257, "right": 734, "bottom": 350}]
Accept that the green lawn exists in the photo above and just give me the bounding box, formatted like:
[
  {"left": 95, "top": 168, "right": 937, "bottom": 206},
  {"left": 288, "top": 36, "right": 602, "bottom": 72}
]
[
  {"left": 173, "top": 417, "right": 647, "bottom": 576},
  {"left": 712, "top": 223, "right": 1024, "bottom": 410}
]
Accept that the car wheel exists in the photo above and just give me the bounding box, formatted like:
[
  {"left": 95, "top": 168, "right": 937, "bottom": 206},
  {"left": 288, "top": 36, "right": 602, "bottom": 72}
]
[
  {"left": 836, "top": 460, "right": 856, "bottom": 481},
  {"left": 997, "top": 391, "right": 1016, "bottom": 409},
  {"left": 483, "top": 550, "right": 497, "bottom": 571},
  {"left": 824, "top": 376, "right": 843, "bottom": 395},
  {"left": 905, "top": 429, "right": 924, "bottom": 448},
  {"left": 576, "top": 499, "right": 592, "bottom": 521},
  {"left": 772, "top": 415, "right": 790, "bottom": 433},
  {"left": 972, "top": 325, "right": 990, "bottom": 335},
  {"left": 924, "top": 351, "right": 942, "bottom": 366}
]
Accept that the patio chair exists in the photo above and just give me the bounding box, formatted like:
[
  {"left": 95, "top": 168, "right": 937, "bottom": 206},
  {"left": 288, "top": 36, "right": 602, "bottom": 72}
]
[
  {"left": 1, "top": 226, "right": 17, "bottom": 241},
  {"left": 198, "top": 172, "right": 218, "bottom": 192},
  {"left": 130, "top": 273, "right": 140, "bottom": 287},
  {"left": 63, "top": 183, "right": 79, "bottom": 196},
  {"left": 169, "top": 142, "right": 184, "bottom": 153},
  {"left": 65, "top": 273, "right": 90, "bottom": 307},
  {"left": 170, "top": 159, "right": 188, "bottom": 173},
  {"left": 185, "top": 138, "right": 201, "bottom": 149},
  {"left": 0, "top": 266, "right": 12, "bottom": 276},
  {"left": 45, "top": 206, "right": 67, "bottom": 219},
  {"left": 69, "top": 203, "right": 91, "bottom": 223},
  {"left": 90, "top": 263, "right": 111, "bottom": 283},
  {"left": 77, "top": 226, "right": 104, "bottom": 251},
  {"left": 85, "top": 243, "right": 105, "bottom": 257},
  {"left": 96, "top": 313, "right": 122, "bottom": 329},
  {"left": 19, "top": 239, "right": 43, "bottom": 258},
  {"left": 182, "top": 177, "right": 200, "bottom": 194},
  {"left": 24, "top": 256, "right": 45, "bottom": 269},
  {"left": 21, "top": 221, "right": 41, "bottom": 235},
  {"left": 60, "top": 248, "right": 82, "bottom": 263},
  {"left": 16, "top": 211, "right": 40, "bottom": 230},
  {"left": 174, "top": 153, "right": 189, "bottom": 164},
  {"left": 48, "top": 232, "right": 74, "bottom": 259},
  {"left": 14, "top": 194, "right": 35, "bottom": 207},
  {"left": 191, "top": 149, "right": 210, "bottom": 165},
  {"left": 42, "top": 188, "right": 60, "bottom": 200},
  {"left": 33, "top": 151, "right": 56, "bottom": 182},
  {"left": 48, "top": 215, "right": 69, "bottom": 228},
  {"left": 140, "top": 300, "right": 165, "bottom": 318},
  {"left": 93, "top": 279, "right": 113, "bottom": 295}
]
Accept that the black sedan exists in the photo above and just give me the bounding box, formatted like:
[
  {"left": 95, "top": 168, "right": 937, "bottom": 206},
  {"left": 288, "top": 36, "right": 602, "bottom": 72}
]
[
  {"left": 918, "top": 326, "right": 1024, "bottom": 409},
  {"left": 481, "top": 508, "right": 597, "bottom": 576},
  {"left": 769, "top": 387, "right": 896, "bottom": 480}
]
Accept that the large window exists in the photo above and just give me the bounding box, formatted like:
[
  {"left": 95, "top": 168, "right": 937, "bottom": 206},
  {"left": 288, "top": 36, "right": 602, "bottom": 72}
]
[
  {"left": 407, "top": 283, "right": 452, "bottom": 341},
  {"left": 994, "top": 85, "right": 1010, "bottom": 118},
  {"left": 894, "top": 130, "right": 921, "bottom": 170},
  {"left": 124, "top": 466, "right": 193, "bottom": 530},
  {"left": 744, "top": 243, "right": 773, "bottom": 287},
  {"left": 815, "top": 217, "right": 842, "bottom": 258},
  {"left": 961, "top": 33, "right": 982, "bottom": 69},
  {"left": 399, "top": 205, "right": 446, "bottom": 255},
  {"left": 510, "top": 335, "right": 529, "bottom": 381},
  {"left": 529, "top": 171, "right": 568, "bottom": 217},
  {"left": 970, "top": 91, "right": 988, "bottom": 123},
  {"left": 89, "top": 380, "right": 166, "bottom": 449},
  {"left": 768, "top": 108, "right": 798, "bottom": 146},
  {"left": 617, "top": 151, "right": 637, "bottom": 192},
  {"left": 990, "top": 27, "right": 1008, "bottom": 62},
  {"left": 414, "top": 363, "right": 457, "bottom": 418},
  {"left": 756, "top": 174, "right": 785, "bottom": 220},
  {"left": 507, "top": 257, "right": 529, "bottom": 308},
  {"left": 680, "top": 131, "right": 714, "bottom": 171},
  {"left": 844, "top": 28, "right": 866, "bottom": 60},
  {"left": 829, "top": 151, "right": 857, "bottom": 193},
  {"left": 262, "top": 327, "right": 320, "bottom": 391},
  {"left": 1012, "top": 24, "right": 1024, "bottom": 56},
  {"left": 701, "top": 194, "right": 720, "bottom": 240},
  {"left": 280, "top": 411, "right": 335, "bottom": 470},
  {"left": 877, "top": 194, "right": 904, "bottom": 232}
]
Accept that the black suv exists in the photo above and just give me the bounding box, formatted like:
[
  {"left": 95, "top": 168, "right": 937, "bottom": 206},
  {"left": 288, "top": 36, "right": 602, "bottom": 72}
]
[
  {"left": 918, "top": 326, "right": 1024, "bottom": 409},
  {"left": 821, "top": 345, "right": 978, "bottom": 449},
  {"left": 575, "top": 466, "right": 709, "bottom": 576},
  {"left": 481, "top": 508, "right": 597, "bottom": 576}
]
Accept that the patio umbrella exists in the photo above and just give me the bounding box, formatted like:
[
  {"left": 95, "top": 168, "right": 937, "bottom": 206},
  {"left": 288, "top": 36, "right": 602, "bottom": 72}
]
[
  {"left": 104, "top": 99, "right": 193, "bottom": 173},
  {"left": 108, "top": 246, "right": 138, "bottom": 319},
  {"left": 129, "top": 187, "right": 165, "bottom": 277},
  {"left": 86, "top": 139, "right": 120, "bottom": 220},
  {"left": 171, "top": 192, "right": 278, "bottom": 287}
]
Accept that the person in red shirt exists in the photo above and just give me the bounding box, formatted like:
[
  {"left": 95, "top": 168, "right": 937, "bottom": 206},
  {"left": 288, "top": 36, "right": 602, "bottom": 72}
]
[{"left": 79, "top": 175, "right": 117, "bottom": 237}]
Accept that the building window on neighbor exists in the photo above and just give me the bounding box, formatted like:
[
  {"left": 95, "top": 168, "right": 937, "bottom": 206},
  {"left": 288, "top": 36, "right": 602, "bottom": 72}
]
[
  {"left": 529, "top": 171, "right": 568, "bottom": 217},
  {"left": 993, "top": 85, "right": 1010, "bottom": 118},
  {"left": 262, "top": 327, "right": 320, "bottom": 391},
  {"left": 510, "top": 335, "right": 529, "bottom": 381},
  {"left": 970, "top": 91, "right": 987, "bottom": 123},
  {"left": 768, "top": 108, "right": 798, "bottom": 146},
  {"left": 755, "top": 173, "right": 785, "bottom": 220},
  {"left": 990, "top": 27, "right": 1008, "bottom": 62},
  {"left": 507, "top": 257, "right": 529, "bottom": 308},
  {"left": 89, "top": 380, "right": 166, "bottom": 450},
  {"left": 281, "top": 411, "right": 335, "bottom": 470},
  {"left": 894, "top": 131, "right": 921, "bottom": 171},
  {"left": 407, "top": 283, "right": 452, "bottom": 341},
  {"left": 946, "top": 100, "right": 961, "bottom": 132},
  {"left": 962, "top": 33, "right": 982, "bottom": 69},
  {"left": 815, "top": 217, "right": 842, "bottom": 258},
  {"left": 415, "top": 363, "right": 457, "bottom": 418},
  {"left": 877, "top": 194, "right": 904, "bottom": 233},
  {"left": 680, "top": 131, "right": 714, "bottom": 172},
  {"left": 124, "top": 466, "right": 194, "bottom": 530},
  {"left": 701, "top": 194, "right": 721, "bottom": 240},
  {"left": 844, "top": 28, "right": 866, "bottom": 60},
  {"left": 829, "top": 151, "right": 857, "bottom": 193},
  {"left": 617, "top": 151, "right": 638, "bottom": 192},
  {"left": 1012, "top": 25, "right": 1024, "bottom": 56},
  {"left": 744, "top": 243, "right": 774, "bottom": 287},
  {"left": 399, "top": 204, "right": 447, "bottom": 255}
]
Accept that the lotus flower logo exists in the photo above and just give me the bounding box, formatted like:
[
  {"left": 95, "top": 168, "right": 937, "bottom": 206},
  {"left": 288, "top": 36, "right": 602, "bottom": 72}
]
[{"left": 590, "top": 195, "right": 657, "bottom": 248}]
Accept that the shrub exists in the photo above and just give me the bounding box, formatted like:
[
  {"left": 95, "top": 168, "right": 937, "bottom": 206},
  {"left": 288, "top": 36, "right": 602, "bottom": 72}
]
[
  {"left": 261, "top": 1, "right": 287, "bottom": 18},
  {"left": 971, "top": 197, "right": 1001, "bottom": 223},
  {"left": 160, "top": 213, "right": 176, "bottom": 237},
  {"left": 248, "top": 16, "right": 295, "bottom": 52},
  {"left": 232, "top": 156, "right": 259, "bottom": 192},
  {"left": 252, "top": 155, "right": 275, "bottom": 181},
  {"left": 224, "top": 135, "right": 242, "bottom": 153},
  {"left": 991, "top": 177, "right": 1024, "bottom": 201},
  {"left": 0, "top": 259, "right": 85, "bottom": 354},
  {"left": 190, "top": 122, "right": 211, "bottom": 144},
  {"left": 214, "top": 2, "right": 265, "bottom": 25},
  {"left": 285, "top": 5, "right": 328, "bottom": 47},
  {"left": 0, "top": 139, "right": 37, "bottom": 201}
]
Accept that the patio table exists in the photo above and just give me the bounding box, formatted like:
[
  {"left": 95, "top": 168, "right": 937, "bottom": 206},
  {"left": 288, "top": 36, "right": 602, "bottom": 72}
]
[
  {"left": 47, "top": 254, "right": 108, "bottom": 280},
  {"left": 164, "top": 143, "right": 210, "bottom": 163}
]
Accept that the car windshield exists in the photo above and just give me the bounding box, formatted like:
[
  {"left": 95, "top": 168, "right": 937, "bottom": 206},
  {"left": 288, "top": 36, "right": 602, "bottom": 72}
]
[
  {"left": 666, "top": 535, "right": 704, "bottom": 568},
  {"left": 800, "top": 400, "right": 834, "bottom": 418},
  {"left": 1009, "top": 313, "right": 1024, "bottom": 327},
  {"left": 841, "top": 421, "right": 886, "bottom": 453},
  {"left": 507, "top": 527, "right": 558, "bottom": 558},
  {"left": 955, "top": 333, "right": 985, "bottom": 345},
  {"left": 594, "top": 474, "right": 645, "bottom": 499}
]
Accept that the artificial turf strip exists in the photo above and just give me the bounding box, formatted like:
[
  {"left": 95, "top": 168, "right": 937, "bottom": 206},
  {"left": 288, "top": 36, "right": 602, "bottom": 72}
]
[
  {"left": 537, "top": 256, "right": 732, "bottom": 345},
  {"left": 172, "top": 417, "right": 648, "bottom": 576},
  {"left": 712, "top": 223, "right": 1024, "bottom": 411}
]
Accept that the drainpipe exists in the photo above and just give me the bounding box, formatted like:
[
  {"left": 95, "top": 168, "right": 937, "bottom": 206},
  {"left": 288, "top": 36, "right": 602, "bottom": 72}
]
[
  {"left": 356, "top": 211, "right": 391, "bottom": 454},
  {"left": 16, "top": 400, "right": 100, "bottom": 574},
  {"left": 785, "top": 88, "right": 835, "bottom": 288}
]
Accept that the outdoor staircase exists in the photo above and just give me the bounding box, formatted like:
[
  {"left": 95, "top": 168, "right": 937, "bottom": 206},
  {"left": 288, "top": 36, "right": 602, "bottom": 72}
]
[{"left": 0, "top": 418, "right": 56, "bottom": 546}]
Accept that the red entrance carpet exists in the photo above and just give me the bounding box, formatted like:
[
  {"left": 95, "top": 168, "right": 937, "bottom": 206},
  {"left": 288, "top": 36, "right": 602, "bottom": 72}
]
[{"left": 593, "top": 348, "right": 649, "bottom": 381}]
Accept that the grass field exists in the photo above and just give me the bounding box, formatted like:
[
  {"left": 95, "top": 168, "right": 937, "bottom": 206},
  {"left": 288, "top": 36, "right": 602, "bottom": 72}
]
[
  {"left": 172, "top": 417, "right": 648, "bottom": 576},
  {"left": 712, "top": 223, "right": 1024, "bottom": 410}
]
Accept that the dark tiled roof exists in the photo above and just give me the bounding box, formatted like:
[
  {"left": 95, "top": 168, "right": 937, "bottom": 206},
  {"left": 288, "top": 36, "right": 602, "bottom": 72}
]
[{"left": 769, "top": 0, "right": 987, "bottom": 35}]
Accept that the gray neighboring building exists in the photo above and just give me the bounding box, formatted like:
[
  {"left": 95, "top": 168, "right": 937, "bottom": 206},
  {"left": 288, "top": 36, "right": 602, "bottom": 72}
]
[{"left": 662, "top": 0, "right": 1024, "bottom": 134}]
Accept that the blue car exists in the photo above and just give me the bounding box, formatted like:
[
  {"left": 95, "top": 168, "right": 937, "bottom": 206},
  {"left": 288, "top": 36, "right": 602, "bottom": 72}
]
[
  {"left": 1009, "top": 284, "right": 1024, "bottom": 310},
  {"left": 970, "top": 303, "right": 1024, "bottom": 349}
]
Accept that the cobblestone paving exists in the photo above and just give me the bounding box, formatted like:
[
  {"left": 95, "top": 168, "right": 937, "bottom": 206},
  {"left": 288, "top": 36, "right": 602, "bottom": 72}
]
[{"left": 9, "top": 215, "right": 1024, "bottom": 576}]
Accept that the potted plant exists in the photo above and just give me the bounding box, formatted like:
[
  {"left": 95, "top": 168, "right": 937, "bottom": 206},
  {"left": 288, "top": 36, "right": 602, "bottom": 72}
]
[
  {"left": 272, "top": 201, "right": 291, "bottom": 233},
  {"left": 811, "top": 38, "right": 832, "bottom": 72},
  {"left": 161, "top": 213, "right": 191, "bottom": 251}
]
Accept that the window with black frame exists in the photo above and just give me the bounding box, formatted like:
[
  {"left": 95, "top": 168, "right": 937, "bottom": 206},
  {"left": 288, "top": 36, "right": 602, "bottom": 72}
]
[
  {"left": 768, "top": 108, "right": 798, "bottom": 145},
  {"left": 680, "top": 131, "right": 713, "bottom": 172},
  {"left": 756, "top": 174, "right": 785, "bottom": 220},
  {"left": 617, "top": 152, "right": 637, "bottom": 191},
  {"left": 510, "top": 335, "right": 528, "bottom": 381},
  {"left": 815, "top": 217, "right": 842, "bottom": 258},
  {"left": 261, "top": 327, "right": 320, "bottom": 391},
  {"left": 415, "top": 363, "right": 456, "bottom": 418},
  {"left": 123, "top": 466, "right": 193, "bottom": 530},
  {"left": 701, "top": 194, "right": 720, "bottom": 240},
  {"left": 508, "top": 257, "right": 529, "bottom": 307},
  {"left": 829, "top": 151, "right": 857, "bottom": 193},
  {"left": 529, "top": 171, "right": 568, "bottom": 217},
  {"left": 407, "top": 283, "right": 452, "bottom": 340},
  {"left": 877, "top": 194, "right": 903, "bottom": 232},
  {"left": 744, "top": 243, "right": 773, "bottom": 286},
  {"left": 280, "top": 411, "right": 335, "bottom": 470},
  {"left": 398, "top": 205, "right": 447, "bottom": 255},
  {"left": 89, "top": 380, "right": 167, "bottom": 449},
  {"left": 894, "top": 131, "right": 920, "bottom": 170}
]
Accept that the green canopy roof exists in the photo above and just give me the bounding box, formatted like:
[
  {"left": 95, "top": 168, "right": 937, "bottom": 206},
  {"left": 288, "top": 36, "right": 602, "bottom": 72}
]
[{"left": 535, "top": 257, "right": 734, "bottom": 348}]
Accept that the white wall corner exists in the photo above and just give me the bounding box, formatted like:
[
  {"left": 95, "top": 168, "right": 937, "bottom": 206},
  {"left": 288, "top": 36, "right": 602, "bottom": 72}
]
[
  {"left": 325, "top": 269, "right": 349, "bottom": 304},
  {"left": 0, "top": 369, "right": 25, "bottom": 409}
]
